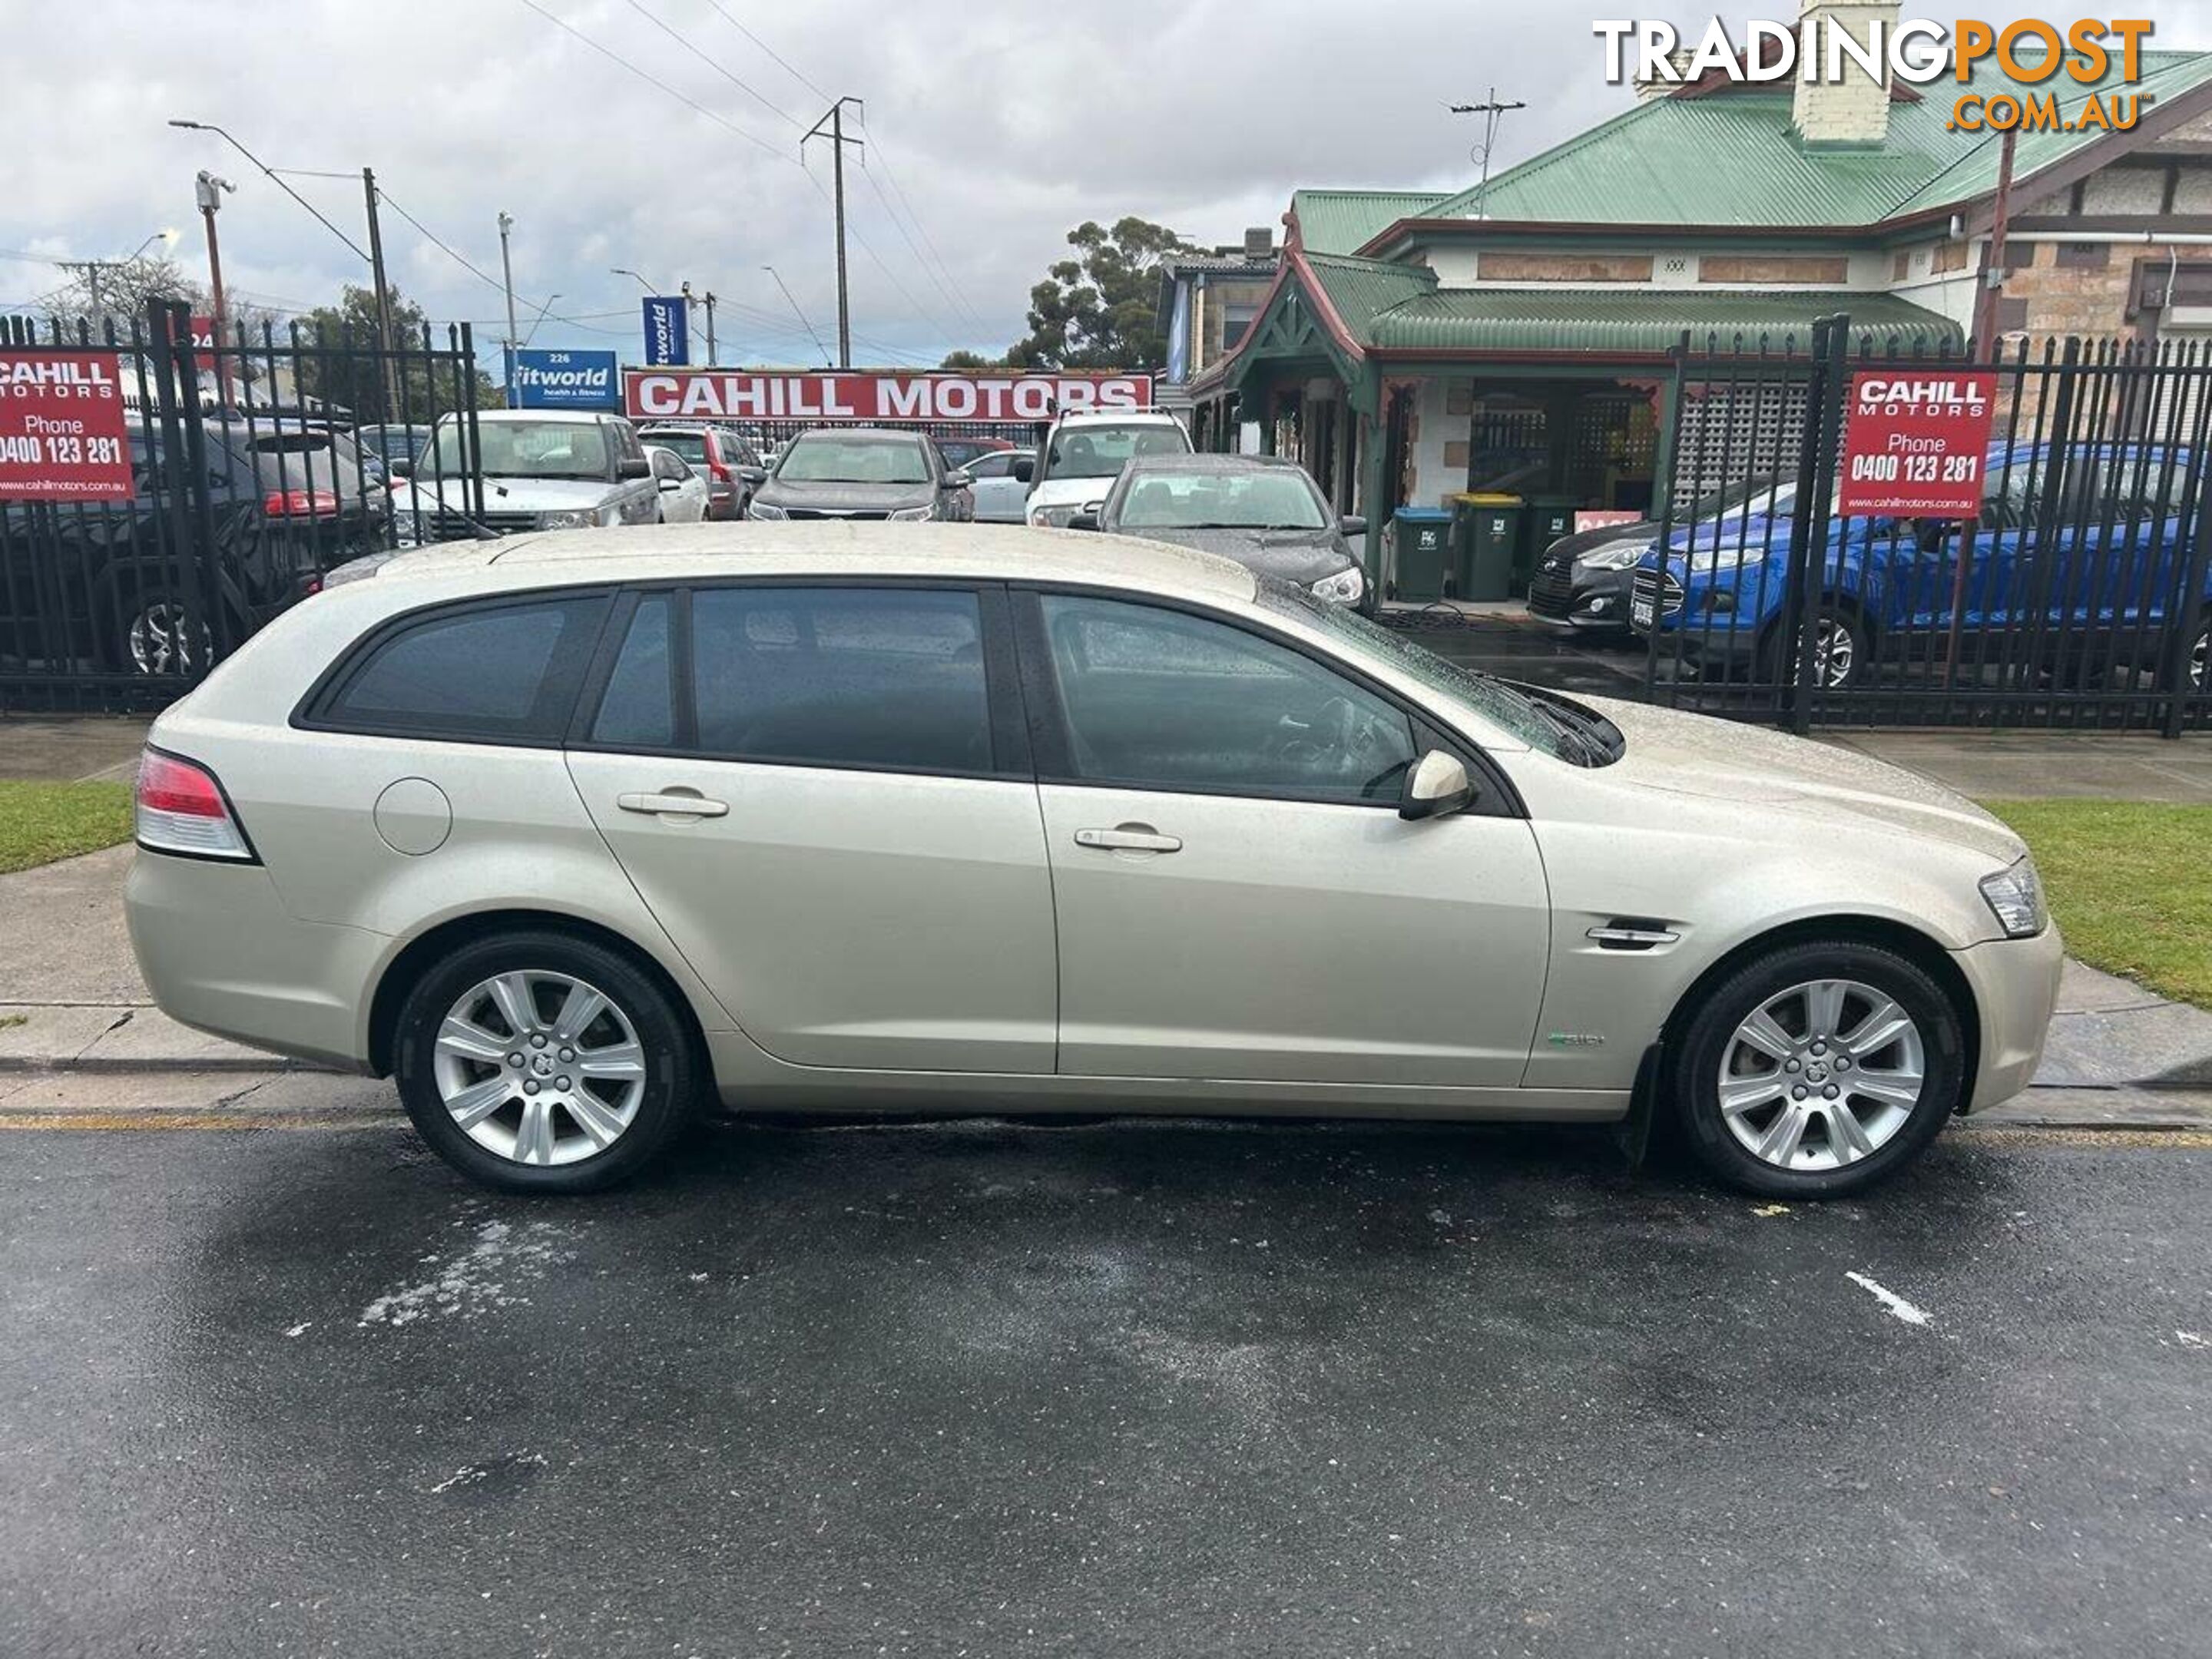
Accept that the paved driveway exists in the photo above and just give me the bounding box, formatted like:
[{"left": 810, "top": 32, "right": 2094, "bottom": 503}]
[{"left": 3, "top": 1114, "right": 2208, "bottom": 1657}]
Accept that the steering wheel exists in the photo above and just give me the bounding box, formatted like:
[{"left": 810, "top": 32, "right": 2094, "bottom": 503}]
[{"left": 1270, "top": 694, "right": 1359, "bottom": 770}]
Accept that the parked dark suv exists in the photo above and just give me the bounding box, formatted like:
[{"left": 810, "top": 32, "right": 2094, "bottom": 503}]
[{"left": 0, "top": 419, "right": 386, "bottom": 677}]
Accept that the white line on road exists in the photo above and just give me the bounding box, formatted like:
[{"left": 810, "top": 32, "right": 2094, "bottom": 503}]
[{"left": 1846, "top": 1271, "right": 1932, "bottom": 1326}]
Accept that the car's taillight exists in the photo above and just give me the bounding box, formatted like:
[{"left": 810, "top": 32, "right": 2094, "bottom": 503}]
[
  {"left": 264, "top": 488, "right": 339, "bottom": 517},
  {"left": 707, "top": 458, "right": 733, "bottom": 482},
  {"left": 136, "top": 749, "right": 256, "bottom": 863}
]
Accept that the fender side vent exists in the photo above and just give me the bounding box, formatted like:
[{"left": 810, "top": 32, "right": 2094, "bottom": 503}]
[{"left": 1588, "top": 918, "right": 1681, "bottom": 952}]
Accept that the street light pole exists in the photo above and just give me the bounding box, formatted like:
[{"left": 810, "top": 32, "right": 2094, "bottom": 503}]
[
  {"left": 167, "top": 121, "right": 371, "bottom": 265},
  {"left": 498, "top": 212, "right": 521, "bottom": 405},
  {"left": 803, "top": 97, "right": 865, "bottom": 369},
  {"left": 194, "top": 174, "right": 235, "bottom": 337}
]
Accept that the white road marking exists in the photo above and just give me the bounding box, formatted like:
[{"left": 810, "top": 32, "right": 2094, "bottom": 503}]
[{"left": 1846, "top": 1271, "right": 1932, "bottom": 1326}]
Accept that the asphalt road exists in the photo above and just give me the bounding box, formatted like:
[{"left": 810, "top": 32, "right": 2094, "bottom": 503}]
[{"left": 2, "top": 1111, "right": 2208, "bottom": 1658}]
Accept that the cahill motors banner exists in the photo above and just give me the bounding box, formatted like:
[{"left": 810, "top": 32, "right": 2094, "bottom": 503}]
[{"left": 624, "top": 369, "right": 1152, "bottom": 424}]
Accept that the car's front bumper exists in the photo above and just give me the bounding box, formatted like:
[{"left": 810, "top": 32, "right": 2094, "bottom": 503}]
[
  {"left": 1955, "top": 922, "right": 2067, "bottom": 1113},
  {"left": 1529, "top": 564, "right": 1634, "bottom": 631}
]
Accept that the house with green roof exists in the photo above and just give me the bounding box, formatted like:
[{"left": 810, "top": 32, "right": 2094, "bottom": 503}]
[{"left": 1185, "top": 2, "right": 2212, "bottom": 589}]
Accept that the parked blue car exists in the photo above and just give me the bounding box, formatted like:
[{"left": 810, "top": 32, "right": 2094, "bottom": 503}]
[{"left": 1631, "top": 442, "right": 2212, "bottom": 693}]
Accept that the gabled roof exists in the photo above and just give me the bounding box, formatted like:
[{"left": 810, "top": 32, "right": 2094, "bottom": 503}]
[
  {"left": 1290, "top": 189, "right": 1449, "bottom": 255},
  {"left": 1302, "top": 251, "right": 1438, "bottom": 341},
  {"left": 1409, "top": 49, "right": 2212, "bottom": 233}
]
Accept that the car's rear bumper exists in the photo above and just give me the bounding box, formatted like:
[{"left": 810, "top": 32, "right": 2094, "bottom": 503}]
[
  {"left": 1955, "top": 923, "right": 2066, "bottom": 1113},
  {"left": 125, "top": 849, "right": 385, "bottom": 1071}
]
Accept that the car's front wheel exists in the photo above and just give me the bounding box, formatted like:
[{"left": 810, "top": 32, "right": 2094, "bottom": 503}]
[
  {"left": 1671, "top": 940, "right": 1965, "bottom": 1197},
  {"left": 392, "top": 931, "right": 700, "bottom": 1194},
  {"left": 1760, "top": 604, "right": 1866, "bottom": 690}
]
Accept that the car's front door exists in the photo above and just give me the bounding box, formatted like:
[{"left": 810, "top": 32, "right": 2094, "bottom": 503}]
[
  {"left": 1018, "top": 591, "right": 1551, "bottom": 1086},
  {"left": 566, "top": 582, "right": 1057, "bottom": 1073}
]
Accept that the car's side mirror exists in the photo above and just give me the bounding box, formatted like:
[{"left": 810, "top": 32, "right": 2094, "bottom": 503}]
[
  {"left": 737, "top": 465, "right": 767, "bottom": 485},
  {"left": 618, "top": 456, "right": 651, "bottom": 481},
  {"left": 1339, "top": 515, "right": 1366, "bottom": 537},
  {"left": 1067, "top": 511, "right": 1100, "bottom": 531},
  {"left": 1399, "top": 749, "right": 1474, "bottom": 821},
  {"left": 947, "top": 470, "right": 973, "bottom": 490},
  {"left": 1012, "top": 457, "right": 1035, "bottom": 484},
  {"left": 385, "top": 456, "right": 411, "bottom": 478},
  {"left": 658, "top": 475, "right": 684, "bottom": 492}
]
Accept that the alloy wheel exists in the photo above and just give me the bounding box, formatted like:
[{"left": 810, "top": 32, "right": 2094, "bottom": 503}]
[
  {"left": 432, "top": 970, "right": 647, "bottom": 1167},
  {"left": 127, "top": 601, "right": 211, "bottom": 676},
  {"left": 1717, "top": 978, "right": 1926, "bottom": 1172},
  {"left": 2192, "top": 622, "right": 2207, "bottom": 694},
  {"left": 1810, "top": 616, "right": 1856, "bottom": 688}
]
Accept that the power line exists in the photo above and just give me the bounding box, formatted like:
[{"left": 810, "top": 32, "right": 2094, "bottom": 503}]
[
  {"left": 864, "top": 143, "right": 991, "bottom": 333},
  {"left": 856, "top": 163, "right": 986, "bottom": 336},
  {"left": 514, "top": 0, "right": 786, "bottom": 159},
  {"left": 700, "top": 0, "right": 830, "bottom": 101},
  {"left": 621, "top": 0, "right": 796, "bottom": 127}
]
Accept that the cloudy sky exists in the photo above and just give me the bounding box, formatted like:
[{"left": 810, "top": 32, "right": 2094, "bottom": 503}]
[{"left": 4, "top": 1, "right": 2206, "bottom": 370}]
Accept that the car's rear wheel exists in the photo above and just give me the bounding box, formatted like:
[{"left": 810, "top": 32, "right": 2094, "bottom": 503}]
[
  {"left": 2190, "top": 610, "right": 2209, "bottom": 695},
  {"left": 1671, "top": 940, "right": 1965, "bottom": 1197},
  {"left": 392, "top": 931, "right": 700, "bottom": 1194},
  {"left": 114, "top": 583, "right": 216, "bottom": 677}
]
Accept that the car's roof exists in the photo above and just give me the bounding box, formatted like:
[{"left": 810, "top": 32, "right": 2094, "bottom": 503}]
[
  {"left": 786, "top": 426, "right": 927, "bottom": 444},
  {"left": 466, "top": 409, "right": 617, "bottom": 425},
  {"left": 1052, "top": 411, "right": 1181, "bottom": 428},
  {"left": 374, "top": 522, "right": 1260, "bottom": 602},
  {"left": 1123, "top": 453, "right": 1307, "bottom": 475}
]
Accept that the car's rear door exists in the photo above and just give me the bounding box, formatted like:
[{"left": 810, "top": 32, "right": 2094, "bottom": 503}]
[
  {"left": 1017, "top": 588, "right": 1550, "bottom": 1086},
  {"left": 565, "top": 581, "right": 1057, "bottom": 1073}
]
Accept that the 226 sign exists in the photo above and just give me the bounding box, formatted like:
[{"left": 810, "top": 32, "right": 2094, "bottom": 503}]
[{"left": 1838, "top": 371, "right": 1997, "bottom": 518}]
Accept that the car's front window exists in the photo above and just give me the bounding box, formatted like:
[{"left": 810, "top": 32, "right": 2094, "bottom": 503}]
[
  {"left": 1260, "top": 579, "right": 1621, "bottom": 766},
  {"left": 1115, "top": 470, "right": 1328, "bottom": 531},
  {"left": 423, "top": 420, "right": 612, "bottom": 482},
  {"left": 776, "top": 437, "right": 931, "bottom": 485},
  {"left": 1047, "top": 424, "right": 1187, "bottom": 480}
]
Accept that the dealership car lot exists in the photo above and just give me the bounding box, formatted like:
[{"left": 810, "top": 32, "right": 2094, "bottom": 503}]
[{"left": 4, "top": 1111, "right": 2211, "bottom": 1657}]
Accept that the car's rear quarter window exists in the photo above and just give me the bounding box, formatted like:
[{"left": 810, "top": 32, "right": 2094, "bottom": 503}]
[{"left": 311, "top": 594, "right": 611, "bottom": 743}]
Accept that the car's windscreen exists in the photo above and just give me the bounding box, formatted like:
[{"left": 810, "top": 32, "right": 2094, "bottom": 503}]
[
  {"left": 423, "top": 420, "right": 611, "bottom": 481},
  {"left": 776, "top": 436, "right": 932, "bottom": 485},
  {"left": 1259, "top": 578, "right": 1621, "bottom": 766},
  {"left": 1046, "top": 424, "right": 1189, "bottom": 479},
  {"left": 1116, "top": 470, "right": 1326, "bottom": 530},
  {"left": 644, "top": 432, "right": 708, "bottom": 465}
]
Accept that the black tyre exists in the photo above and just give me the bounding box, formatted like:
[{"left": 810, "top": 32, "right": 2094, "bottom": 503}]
[
  {"left": 1671, "top": 939, "right": 1966, "bottom": 1199},
  {"left": 2190, "top": 610, "right": 2210, "bottom": 696},
  {"left": 392, "top": 930, "right": 701, "bottom": 1194},
  {"left": 1760, "top": 602, "right": 1867, "bottom": 690}
]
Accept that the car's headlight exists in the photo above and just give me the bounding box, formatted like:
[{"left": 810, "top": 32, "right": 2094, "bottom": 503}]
[
  {"left": 747, "top": 501, "right": 787, "bottom": 520},
  {"left": 889, "top": 504, "right": 936, "bottom": 522},
  {"left": 1307, "top": 565, "right": 1366, "bottom": 605},
  {"left": 1028, "top": 503, "right": 1081, "bottom": 528},
  {"left": 537, "top": 509, "right": 594, "bottom": 531},
  {"left": 1577, "top": 541, "right": 1654, "bottom": 572},
  {"left": 1979, "top": 854, "right": 2047, "bottom": 939}
]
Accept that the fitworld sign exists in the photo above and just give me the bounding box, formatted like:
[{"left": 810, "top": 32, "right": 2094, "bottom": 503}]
[
  {"left": 624, "top": 369, "right": 1153, "bottom": 424},
  {"left": 511, "top": 349, "right": 621, "bottom": 410}
]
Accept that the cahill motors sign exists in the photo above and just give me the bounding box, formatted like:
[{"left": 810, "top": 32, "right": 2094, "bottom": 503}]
[
  {"left": 624, "top": 369, "right": 1153, "bottom": 424},
  {"left": 1597, "top": 16, "right": 2155, "bottom": 132},
  {"left": 1838, "top": 370, "right": 1998, "bottom": 519}
]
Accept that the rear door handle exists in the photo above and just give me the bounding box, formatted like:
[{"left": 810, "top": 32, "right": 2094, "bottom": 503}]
[
  {"left": 617, "top": 790, "right": 729, "bottom": 819},
  {"left": 1074, "top": 826, "right": 1181, "bottom": 853}
]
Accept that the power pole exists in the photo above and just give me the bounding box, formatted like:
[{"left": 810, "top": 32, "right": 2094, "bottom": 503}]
[
  {"left": 498, "top": 211, "right": 521, "bottom": 404},
  {"left": 362, "top": 168, "right": 396, "bottom": 418},
  {"left": 1971, "top": 124, "right": 2020, "bottom": 360},
  {"left": 1448, "top": 89, "right": 1527, "bottom": 221},
  {"left": 680, "top": 280, "right": 697, "bottom": 366},
  {"left": 194, "top": 171, "right": 235, "bottom": 337},
  {"left": 803, "top": 97, "right": 865, "bottom": 368},
  {"left": 703, "top": 290, "right": 718, "bottom": 366}
]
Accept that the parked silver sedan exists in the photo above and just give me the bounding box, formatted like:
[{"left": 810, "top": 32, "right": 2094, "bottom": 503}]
[{"left": 126, "top": 525, "right": 2061, "bottom": 1198}]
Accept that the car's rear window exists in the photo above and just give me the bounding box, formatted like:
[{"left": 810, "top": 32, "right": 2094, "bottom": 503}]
[
  {"left": 311, "top": 595, "right": 611, "bottom": 743},
  {"left": 644, "top": 432, "right": 708, "bottom": 465}
]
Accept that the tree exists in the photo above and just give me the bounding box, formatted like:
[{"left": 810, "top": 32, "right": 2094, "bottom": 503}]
[
  {"left": 1005, "top": 217, "right": 1196, "bottom": 373},
  {"left": 38, "top": 254, "right": 201, "bottom": 331},
  {"left": 939, "top": 348, "right": 1002, "bottom": 369},
  {"left": 290, "top": 283, "right": 503, "bottom": 420}
]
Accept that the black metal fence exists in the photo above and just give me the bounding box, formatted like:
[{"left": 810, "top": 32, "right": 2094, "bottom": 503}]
[
  {"left": 1638, "top": 316, "right": 2212, "bottom": 737},
  {"left": 0, "top": 300, "right": 484, "bottom": 714}
]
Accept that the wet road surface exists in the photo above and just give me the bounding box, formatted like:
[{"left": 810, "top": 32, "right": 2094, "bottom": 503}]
[{"left": 2, "top": 1114, "right": 2207, "bottom": 1657}]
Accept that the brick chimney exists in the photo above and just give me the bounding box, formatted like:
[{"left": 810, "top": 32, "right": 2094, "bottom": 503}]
[{"left": 1792, "top": 0, "right": 1896, "bottom": 146}]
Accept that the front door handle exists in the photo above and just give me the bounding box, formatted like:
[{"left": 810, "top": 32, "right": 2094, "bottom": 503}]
[
  {"left": 1073, "top": 824, "right": 1181, "bottom": 853},
  {"left": 618, "top": 790, "right": 729, "bottom": 819}
]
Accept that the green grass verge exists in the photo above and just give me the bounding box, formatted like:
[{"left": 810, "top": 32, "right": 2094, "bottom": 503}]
[
  {"left": 1982, "top": 798, "right": 2212, "bottom": 1010},
  {"left": 0, "top": 780, "right": 135, "bottom": 875}
]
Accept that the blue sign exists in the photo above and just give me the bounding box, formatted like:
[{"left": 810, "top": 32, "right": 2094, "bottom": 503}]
[
  {"left": 641, "top": 296, "right": 689, "bottom": 366},
  {"left": 509, "top": 348, "right": 621, "bottom": 410}
]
